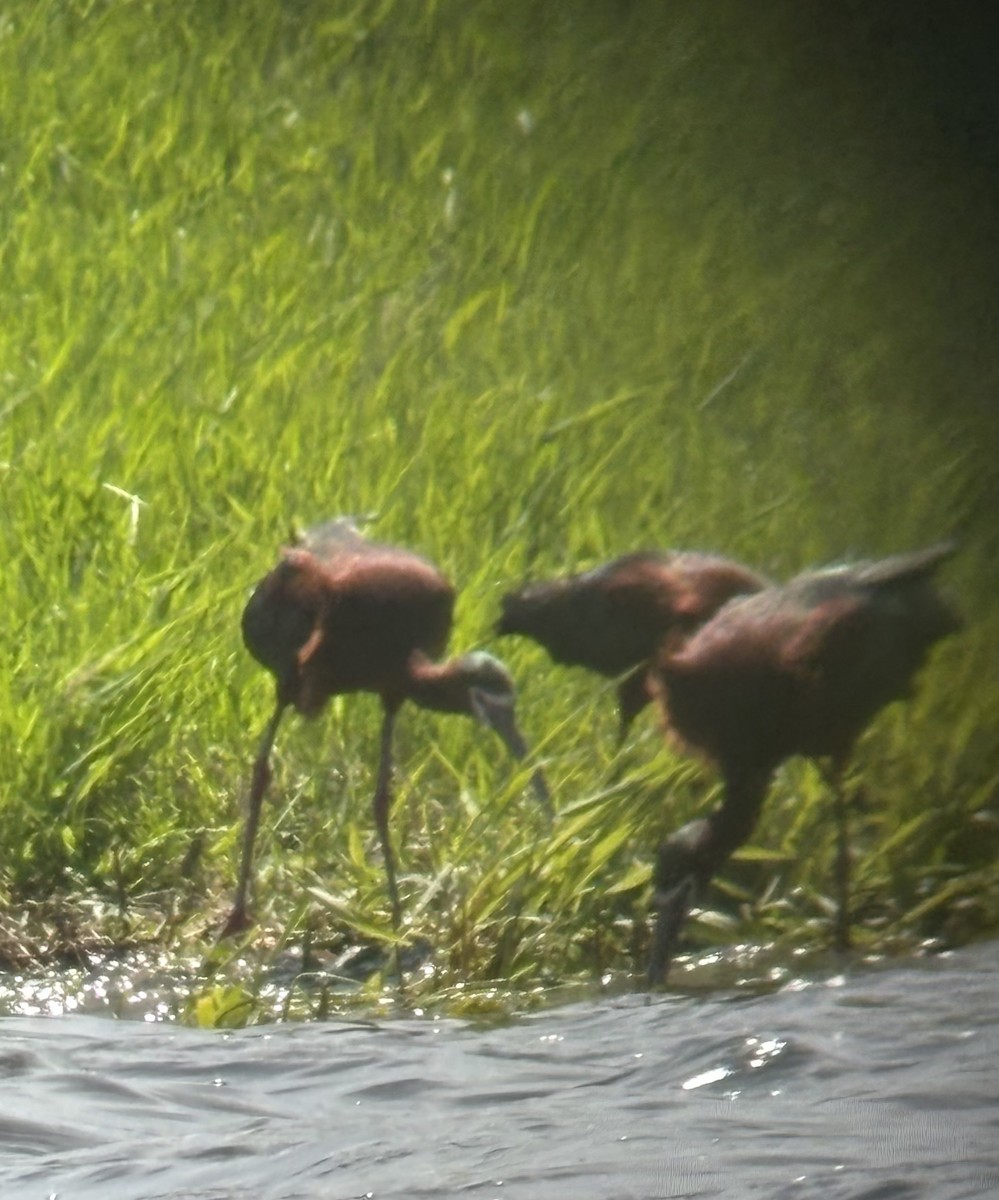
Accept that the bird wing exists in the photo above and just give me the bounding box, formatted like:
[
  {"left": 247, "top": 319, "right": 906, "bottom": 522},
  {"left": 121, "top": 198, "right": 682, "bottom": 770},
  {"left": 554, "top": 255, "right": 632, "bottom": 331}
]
[
  {"left": 777, "top": 594, "right": 869, "bottom": 679},
  {"left": 295, "top": 517, "right": 374, "bottom": 560}
]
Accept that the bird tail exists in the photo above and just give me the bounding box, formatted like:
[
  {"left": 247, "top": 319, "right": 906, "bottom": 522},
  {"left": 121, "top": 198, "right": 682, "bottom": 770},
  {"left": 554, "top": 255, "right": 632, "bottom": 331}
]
[{"left": 855, "top": 540, "right": 957, "bottom": 587}]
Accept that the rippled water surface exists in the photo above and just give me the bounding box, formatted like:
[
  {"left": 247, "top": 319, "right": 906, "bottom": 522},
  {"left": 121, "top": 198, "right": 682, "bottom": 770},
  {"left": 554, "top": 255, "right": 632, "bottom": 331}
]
[{"left": 2, "top": 944, "right": 998, "bottom": 1199}]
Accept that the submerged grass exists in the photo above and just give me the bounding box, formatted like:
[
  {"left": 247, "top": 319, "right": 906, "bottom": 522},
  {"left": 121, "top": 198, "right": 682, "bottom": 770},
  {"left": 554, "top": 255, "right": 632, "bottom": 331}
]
[{"left": 1, "top": 0, "right": 998, "bottom": 1022}]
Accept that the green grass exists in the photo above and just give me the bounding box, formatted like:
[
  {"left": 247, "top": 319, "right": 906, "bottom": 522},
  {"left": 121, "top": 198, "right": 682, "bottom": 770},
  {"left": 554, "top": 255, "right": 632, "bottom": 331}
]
[{"left": 1, "top": 0, "right": 997, "bottom": 1021}]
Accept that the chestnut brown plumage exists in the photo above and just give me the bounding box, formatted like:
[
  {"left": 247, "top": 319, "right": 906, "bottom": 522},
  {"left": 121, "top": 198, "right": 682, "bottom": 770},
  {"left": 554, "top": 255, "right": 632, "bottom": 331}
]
[
  {"left": 496, "top": 551, "right": 769, "bottom": 742},
  {"left": 647, "top": 543, "right": 962, "bottom": 984},
  {"left": 223, "top": 519, "right": 550, "bottom": 937}
]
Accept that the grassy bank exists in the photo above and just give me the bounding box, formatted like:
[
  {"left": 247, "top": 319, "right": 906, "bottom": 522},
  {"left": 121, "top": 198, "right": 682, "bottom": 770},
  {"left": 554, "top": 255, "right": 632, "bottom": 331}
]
[{"left": 1, "top": 0, "right": 997, "bottom": 1020}]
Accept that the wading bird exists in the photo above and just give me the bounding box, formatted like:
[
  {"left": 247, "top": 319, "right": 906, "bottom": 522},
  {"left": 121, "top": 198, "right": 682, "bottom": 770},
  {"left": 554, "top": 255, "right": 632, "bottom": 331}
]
[
  {"left": 647, "top": 542, "right": 962, "bottom": 984},
  {"left": 496, "top": 551, "right": 768, "bottom": 743},
  {"left": 223, "top": 519, "right": 550, "bottom": 937}
]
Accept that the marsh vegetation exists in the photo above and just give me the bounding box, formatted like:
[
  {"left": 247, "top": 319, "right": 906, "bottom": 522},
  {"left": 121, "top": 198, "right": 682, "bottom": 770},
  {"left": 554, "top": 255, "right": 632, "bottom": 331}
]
[{"left": 1, "top": 1, "right": 997, "bottom": 1023}]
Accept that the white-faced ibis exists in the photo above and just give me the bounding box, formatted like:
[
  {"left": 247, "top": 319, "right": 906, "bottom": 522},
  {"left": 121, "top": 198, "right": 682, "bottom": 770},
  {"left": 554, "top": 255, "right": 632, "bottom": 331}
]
[
  {"left": 223, "top": 519, "right": 550, "bottom": 937},
  {"left": 647, "top": 542, "right": 962, "bottom": 984},
  {"left": 496, "top": 551, "right": 768, "bottom": 743}
]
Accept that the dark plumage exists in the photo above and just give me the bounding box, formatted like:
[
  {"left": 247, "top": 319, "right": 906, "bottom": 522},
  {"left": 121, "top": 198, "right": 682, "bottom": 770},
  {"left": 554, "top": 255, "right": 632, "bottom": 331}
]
[
  {"left": 647, "top": 542, "right": 962, "bottom": 984},
  {"left": 224, "top": 519, "right": 549, "bottom": 937},
  {"left": 496, "top": 551, "right": 769, "bottom": 741}
]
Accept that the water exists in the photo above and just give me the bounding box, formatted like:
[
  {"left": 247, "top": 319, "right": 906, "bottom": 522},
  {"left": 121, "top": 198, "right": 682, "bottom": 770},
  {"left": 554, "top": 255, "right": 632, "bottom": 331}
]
[{"left": 2, "top": 944, "right": 998, "bottom": 1199}]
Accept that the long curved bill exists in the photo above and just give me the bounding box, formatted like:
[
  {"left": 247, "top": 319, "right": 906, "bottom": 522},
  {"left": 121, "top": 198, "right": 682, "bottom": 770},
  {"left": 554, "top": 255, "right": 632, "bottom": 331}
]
[
  {"left": 648, "top": 874, "right": 697, "bottom": 986},
  {"left": 470, "top": 689, "right": 553, "bottom": 817}
]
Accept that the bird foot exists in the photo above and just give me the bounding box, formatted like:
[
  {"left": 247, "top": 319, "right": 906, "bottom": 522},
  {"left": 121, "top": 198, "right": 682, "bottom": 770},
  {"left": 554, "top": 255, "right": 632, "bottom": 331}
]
[{"left": 219, "top": 906, "right": 253, "bottom": 939}]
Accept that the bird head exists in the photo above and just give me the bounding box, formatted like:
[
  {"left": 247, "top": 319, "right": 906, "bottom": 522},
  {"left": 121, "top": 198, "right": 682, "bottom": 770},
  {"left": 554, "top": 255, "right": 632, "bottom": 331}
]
[
  {"left": 494, "top": 582, "right": 560, "bottom": 637},
  {"left": 647, "top": 817, "right": 713, "bottom": 986},
  {"left": 459, "top": 651, "right": 553, "bottom": 813},
  {"left": 494, "top": 590, "right": 526, "bottom": 637},
  {"left": 459, "top": 651, "right": 526, "bottom": 746}
]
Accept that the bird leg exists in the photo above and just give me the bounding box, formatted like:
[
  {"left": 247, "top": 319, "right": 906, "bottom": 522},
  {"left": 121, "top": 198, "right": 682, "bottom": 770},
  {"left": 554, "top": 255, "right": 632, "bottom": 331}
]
[
  {"left": 616, "top": 669, "right": 650, "bottom": 749},
  {"left": 827, "top": 760, "right": 852, "bottom": 952},
  {"left": 373, "top": 705, "right": 402, "bottom": 932},
  {"left": 221, "top": 697, "right": 287, "bottom": 937}
]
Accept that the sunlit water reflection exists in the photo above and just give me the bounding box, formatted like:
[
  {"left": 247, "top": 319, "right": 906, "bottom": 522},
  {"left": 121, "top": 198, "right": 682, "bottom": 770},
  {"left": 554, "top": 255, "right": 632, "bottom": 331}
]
[{"left": 2, "top": 943, "right": 998, "bottom": 1199}]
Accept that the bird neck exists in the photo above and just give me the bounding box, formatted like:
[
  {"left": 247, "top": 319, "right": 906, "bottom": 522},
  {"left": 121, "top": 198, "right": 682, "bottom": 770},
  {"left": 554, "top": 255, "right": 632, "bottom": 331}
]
[
  {"left": 404, "top": 654, "right": 473, "bottom": 716},
  {"left": 707, "top": 765, "right": 773, "bottom": 865}
]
